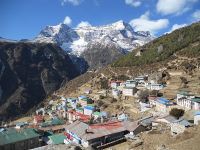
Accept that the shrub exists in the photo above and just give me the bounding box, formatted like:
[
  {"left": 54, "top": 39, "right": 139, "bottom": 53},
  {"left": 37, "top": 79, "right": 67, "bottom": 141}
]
[
  {"left": 170, "top": 108, "right": 185, "bottom": 119},
  {"left": 138, "top": 90, "right": 149, "bottom": 103},
  {"left": 100, "top": 78, "right": 109, "bottom": 89}
]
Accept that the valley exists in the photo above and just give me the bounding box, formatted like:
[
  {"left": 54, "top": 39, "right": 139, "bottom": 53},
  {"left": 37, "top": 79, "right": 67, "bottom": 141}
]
[{"left": 0, "top": 8, "right": 200, "bottom": 150}]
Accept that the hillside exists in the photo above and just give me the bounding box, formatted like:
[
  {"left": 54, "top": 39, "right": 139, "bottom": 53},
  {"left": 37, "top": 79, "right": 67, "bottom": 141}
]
[
  {"left": 0, "top": 42, "right": 79, "bottom": 121},
  {"left": 112, "top": 22, "right": 200, "bottom": 67},
  {"left": 57, "top": 21, "right": 200, "bottom": 104}
]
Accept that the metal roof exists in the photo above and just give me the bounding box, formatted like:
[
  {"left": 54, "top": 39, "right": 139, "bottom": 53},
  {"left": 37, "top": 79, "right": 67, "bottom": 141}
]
[
  {"left": 65, "top": 120, "right": 139, "bottom": 141},
  {"left": 157, "top": 97, "right": 170, "bottom": 105},
  {"left": 84, "top": 106, "right": 95, "bottom": 110},
  {"left": 0, "top": 128, "right": 40, "bottom": 146},
  {"left": 48, "top": 134, "right": 66, "bottom": 144},
  {"left": 177, "top": 90, "right": 193, "bottom": 96},
  {"left": 194, "top": 111, "right": 200, "bottom": 116},
  {"left": 40, "top": 118, "right": 65, "bottom": 127},
  {"left": 173, "top": 119, "right": 192, "bottom": 127},
  {"left": 163, "top": 115, "right": 178, "bottom": 123},
  {"left": 191, "top": 97, "right": 200, "bottom": 103}
]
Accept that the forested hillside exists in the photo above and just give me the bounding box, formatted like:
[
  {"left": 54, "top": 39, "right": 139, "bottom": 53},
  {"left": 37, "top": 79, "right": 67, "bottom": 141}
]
[{"left": 112, "top": 22, "right": 200, "bottom": 67}]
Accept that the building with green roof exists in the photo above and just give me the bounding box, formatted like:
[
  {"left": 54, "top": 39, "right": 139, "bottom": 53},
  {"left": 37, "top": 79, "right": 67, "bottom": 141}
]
[
  {"left": 47, "top": 134, "right": 66, "bottom": 145},
  {"left": 0, "top": 128, "right": 40, "bottom": 150},
  {"left": 177, "top": 90, "right": 200, "bottom": 110},
  {"left": 40, "top": 118, "right": 65, "bottom": 128}
]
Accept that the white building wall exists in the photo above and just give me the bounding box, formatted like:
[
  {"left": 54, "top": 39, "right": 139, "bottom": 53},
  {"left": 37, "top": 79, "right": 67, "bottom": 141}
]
[
  {"left": 84, "top": 108, "right": 93, "bottom": 116},
  {"left": 123, "top": 88, "right": 133, "bottom": 96},
  {"left": 193, "top": 102, "right": 200, "bottom": 110},
  {"left": 194, "top": 115, "right": 200, "bottom": 125},
  {"left": 177, "top": 98, "right": 192, "bottom": 110},
  {"left": 111, "top": 83, "right": 117, "bottom": 88}
]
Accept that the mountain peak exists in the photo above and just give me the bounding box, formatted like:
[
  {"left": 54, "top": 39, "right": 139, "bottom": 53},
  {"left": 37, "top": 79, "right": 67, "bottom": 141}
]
[
  {"left": 34, "top": 20, "right": 154, "bottom": 56},
  {"left": 109, "top": 20, "right": 132, "bottom": 30}
]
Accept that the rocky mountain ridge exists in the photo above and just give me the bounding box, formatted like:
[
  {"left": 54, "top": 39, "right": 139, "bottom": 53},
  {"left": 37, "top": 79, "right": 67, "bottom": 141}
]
[
  {"left": 33, "top": 20, "right": 154, "bottom": 72},
  {"left": 0, "top": 42, "right": 79, "bottom": 120}
]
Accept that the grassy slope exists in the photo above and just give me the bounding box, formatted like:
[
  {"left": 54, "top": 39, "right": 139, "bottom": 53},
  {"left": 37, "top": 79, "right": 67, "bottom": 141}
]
[{"left": 112, "top": 22, "right": 200, "bottom": 67}]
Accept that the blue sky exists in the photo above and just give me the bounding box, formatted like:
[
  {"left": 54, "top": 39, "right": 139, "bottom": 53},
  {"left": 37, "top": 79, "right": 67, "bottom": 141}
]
[{"left": 0, "top": 0, "right": 200, "bottom": 40}]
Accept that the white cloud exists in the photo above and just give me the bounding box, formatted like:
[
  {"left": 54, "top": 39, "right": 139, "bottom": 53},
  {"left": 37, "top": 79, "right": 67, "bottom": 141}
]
[
  {"left": 129, "top": 11, "right": 169, "bottom": 34},
  {"left": 168, "top": 23, "right": 187, "bottom": 33},
  {"left": 63, "top": 16, "right": 72, "bottom": 25},
  {"left": 156, "top": 0, "right": 197, "bottom": 15},
  {"left": 61, "top": 0, "right": 83, "bottom": 6},
  {"left": 77, "top": 21, "right": 92, "bottom": 28},
  {"left": 125, "top": 0, "right": 141, "bottom": 7},
  {"left": 192, "top": 10, "right": 200, "bottom": 21}
]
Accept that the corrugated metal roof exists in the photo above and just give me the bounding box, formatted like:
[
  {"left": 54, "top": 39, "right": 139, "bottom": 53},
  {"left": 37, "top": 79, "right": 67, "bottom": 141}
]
[
  {"left": 191, "top": 97, "right": 200, "bottom": 103},
  {"left": 48, "top": 134, "right": 66, "bottom": 144},
  {"left": 164, "top": 115, "right": 178, "bottom": 123},
  {"left": 157, "top": 97, "right": 170, "bottom": 105},
  {"left": 40, "top": 118, "right": 65, "bottom": 127},
  {"left": 194, "top": 111, "right": 200, "bottom": 116},
  {"left": 65, "top": 120, "right": 139, "bottom": 141},
  {"left": 79, "top": 95, "right": 87, "bottom": 99},
  {"left": 0, "top": 128, "right": 40, "bottom": 145},
  {"left": 177, "top": 90, "right": 193, "bottom": 96},
  {"left": 173, "top": 119, "right": 192, "bottom": 127},
  {"left": 84, "top": 106, "right": 95, "bottom": 110}
]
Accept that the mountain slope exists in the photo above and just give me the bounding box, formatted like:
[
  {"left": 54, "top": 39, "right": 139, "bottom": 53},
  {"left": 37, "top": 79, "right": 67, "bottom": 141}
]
[
  {"left": 0, "top": 42, "right": 79, "bottom": 120},
  {"left": 57, "top": 21, "right": 200, "bottom": 101},
  {"left": 33, "top": 21, "right": 154, "bottom": 72},
  {"left": 112, "top": 22, "right": 200, "bottom": 67}
]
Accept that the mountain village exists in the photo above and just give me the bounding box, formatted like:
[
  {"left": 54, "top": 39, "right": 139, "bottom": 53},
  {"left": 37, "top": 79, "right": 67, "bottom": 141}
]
[
  {"left": 1, "top": 0, "right": 200, "bottom": 149},
  {"left": 1, "top": 71, "right": 200, "bottom": 150}
]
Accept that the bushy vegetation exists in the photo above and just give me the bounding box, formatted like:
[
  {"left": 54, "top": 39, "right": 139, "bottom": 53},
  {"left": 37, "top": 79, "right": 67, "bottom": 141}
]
[
  {"left": 170, "top": 108, "right": 185, "bottom": 119},
  {"left": 100, "top": 78, "right": 109, "bottom": 89},
  {"left": 111, "top": 75, "right": 130, "bottom": 81},
  {"left": 178, "top": 44, "right": 200, "bottom": 57},
  {"left": 138, "top": 90, "right": 149, "bottom": 103},
  {"left": 112, "top": 22, "right": 200, "bottom": 67}
]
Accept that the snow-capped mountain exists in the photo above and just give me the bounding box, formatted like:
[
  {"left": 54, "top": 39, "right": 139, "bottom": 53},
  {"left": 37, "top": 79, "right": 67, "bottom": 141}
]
[
  {"left": 33, "top": 20, "right": 154, "bottom": 72},
  {"left": 34, "top": 20, "right": 154, "bottom": 56}
]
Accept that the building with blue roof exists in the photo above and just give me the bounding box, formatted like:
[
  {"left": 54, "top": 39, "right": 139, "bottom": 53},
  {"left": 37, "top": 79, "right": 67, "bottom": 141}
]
[
  {"left": 156, "top": 97, "right": 173, "bottom": 113},
  {"left": 194, "top": 111, "right": 200, "bottom": 125},
  {"left": 157, "top": 97, "right": 170, "bottom": 105},
  {"left": 78, "top": 95, "right": 87, "bottom": 100},
  {"left": 84, "top": 106, "right": 95, "bottom": 116}
]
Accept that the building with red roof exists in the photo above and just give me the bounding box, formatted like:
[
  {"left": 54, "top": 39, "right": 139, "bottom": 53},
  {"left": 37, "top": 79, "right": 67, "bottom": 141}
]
[
  {"left": 64, "top": 120, "right": 146, "bottom": 149},
  {"left": 33, "top": 115, "right": 44, "bottom": 125}
]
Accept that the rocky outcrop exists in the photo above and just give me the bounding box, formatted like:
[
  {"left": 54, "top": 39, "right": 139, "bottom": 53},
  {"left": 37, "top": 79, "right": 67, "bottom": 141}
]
[
  {"left": 81, "top": 44, "right": 124, "bottom": 70},
  {"left": 0, "top": 42, "right": 79, "bottom": 120}
]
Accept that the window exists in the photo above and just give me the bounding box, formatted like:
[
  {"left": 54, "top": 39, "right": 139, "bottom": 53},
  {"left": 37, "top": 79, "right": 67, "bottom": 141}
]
[{"left": 30, "top": 139, "right": 33, "bottom": 144}]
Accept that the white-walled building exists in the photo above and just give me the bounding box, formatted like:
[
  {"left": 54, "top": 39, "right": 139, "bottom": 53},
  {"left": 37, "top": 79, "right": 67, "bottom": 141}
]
[
  {"left": 155, "top": 97, "right": 173, "bottom": 113},
  {"left": 125, "top": 80, "right": 137, "bottom": 88},
  {"left": 123, "top": 87, "right": 135, "bottom": 96},
  {"left": 112, "top": 89, "right": 120, "bottom": 98},
  {"left": 135, "top": 76, "right": 146, "bottom": 84},
  {"left": 110, "top": 81, "right": 122, "bottom": 89},
  {"left": 194, "top": 112, "right": 200, "bottom": 125},
  {"left": 177, "top": 91, "right": 194, "bottom": 101},
  {"left": 84, "top": 106, "right": 95, "bottom": 116},
  {"left": 146, "top": 83, "right": 164, "bottom": 90},
  {"left": 176, "top": 91, "right": 200, "bottom": 110}
]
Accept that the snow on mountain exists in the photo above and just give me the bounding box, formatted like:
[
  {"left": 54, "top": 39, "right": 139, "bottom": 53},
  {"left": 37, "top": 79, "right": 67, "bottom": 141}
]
[{"left": 33, "top": 20, "right": 154, "bottom": 57}]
